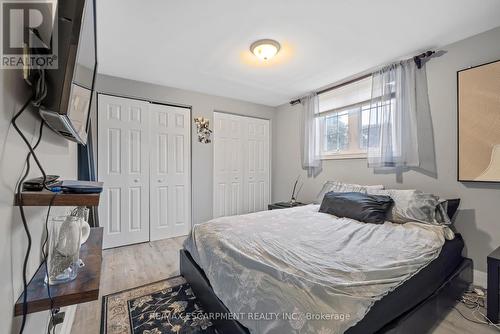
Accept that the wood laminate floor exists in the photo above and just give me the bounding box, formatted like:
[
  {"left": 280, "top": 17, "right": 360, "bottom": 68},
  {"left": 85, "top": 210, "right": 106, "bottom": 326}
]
[{"left": 71, "top": 237, "right": 498, "bottom": 334}]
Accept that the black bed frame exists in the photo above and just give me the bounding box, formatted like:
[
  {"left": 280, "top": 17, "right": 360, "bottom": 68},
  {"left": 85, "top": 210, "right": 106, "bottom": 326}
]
[{"left": 180, "top": 250, "right": 472, "bottom": 334}]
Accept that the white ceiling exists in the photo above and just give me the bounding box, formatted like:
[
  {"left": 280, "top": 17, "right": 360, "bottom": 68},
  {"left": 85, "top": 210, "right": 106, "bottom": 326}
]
[{"left": 96, "top": 0, "right": 500, "bottom": 106}]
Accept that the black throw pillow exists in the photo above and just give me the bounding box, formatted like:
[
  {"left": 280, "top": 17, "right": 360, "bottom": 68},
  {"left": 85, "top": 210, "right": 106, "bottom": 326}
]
[
  {"left": 319, "top": 191, "right": 394, "bottom": 224},
  {"left": 445, "top": 198, "right": 460, "bottom": 221}
]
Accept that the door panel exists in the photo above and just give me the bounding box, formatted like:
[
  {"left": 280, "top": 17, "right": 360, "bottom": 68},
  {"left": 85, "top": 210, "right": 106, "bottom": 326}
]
[
  {"left": 245, "top": 118, "right": 270, "bottom": 213},
  {"left": 213, "top": 112, "right": 270, "bottom": 218},
  {"left": 98, "top": 94, "right": 150, "bottom": 249},
  {"left": 213, "top": 113, "right": 244, "bottom": 218},
  {"left": 149, "top": 104, "right": 191, "bottom": 240}
]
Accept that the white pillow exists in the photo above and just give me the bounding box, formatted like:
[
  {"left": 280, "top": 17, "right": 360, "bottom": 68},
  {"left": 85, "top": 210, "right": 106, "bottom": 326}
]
[
  {"left": 314, "top": 181, "right": 385, "bottom": 204},
  {"left": 367, "top": 189, "right": 451, "bottom": 225}
]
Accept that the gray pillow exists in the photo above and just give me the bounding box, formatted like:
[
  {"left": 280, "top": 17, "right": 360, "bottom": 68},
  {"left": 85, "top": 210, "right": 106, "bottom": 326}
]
[
  {"left": 367, "top": 189, "right": 450, "bottom": 225},
  {"left": 314, "top": 181, "right": 385, "bottom": 204}
]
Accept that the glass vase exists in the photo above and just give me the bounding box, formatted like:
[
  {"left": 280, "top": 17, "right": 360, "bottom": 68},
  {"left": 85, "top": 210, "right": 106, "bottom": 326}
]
[{"left": 47, "top": 216, "right": 82, "bottom": 285}]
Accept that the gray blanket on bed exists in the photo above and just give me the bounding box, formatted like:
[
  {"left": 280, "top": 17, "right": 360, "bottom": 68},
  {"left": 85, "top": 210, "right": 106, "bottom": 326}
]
[{"left": 184, "top": 204, "right": 449, "bottom": 334}]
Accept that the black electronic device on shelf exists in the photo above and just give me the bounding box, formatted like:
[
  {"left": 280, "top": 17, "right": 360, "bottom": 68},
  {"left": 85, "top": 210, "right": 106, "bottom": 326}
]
[{"left": 22, "top": 175, "right": 60, "bottom": 191}]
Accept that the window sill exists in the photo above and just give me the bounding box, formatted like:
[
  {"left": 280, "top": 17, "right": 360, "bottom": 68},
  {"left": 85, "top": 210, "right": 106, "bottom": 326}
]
[{"left": 321, "top": 152, "right": 367, "bottom": 160}]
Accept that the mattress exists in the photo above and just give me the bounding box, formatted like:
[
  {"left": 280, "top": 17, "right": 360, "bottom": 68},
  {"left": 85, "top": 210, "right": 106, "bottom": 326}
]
[
  {"left": 184, "top": 205, "right": 453, "bottom": 333},
  {"left": 182, "top": 235, "right": 465, "bottom": 334},
  {"left": 347, "top": 234, "right": 465, "bottom": 333}
]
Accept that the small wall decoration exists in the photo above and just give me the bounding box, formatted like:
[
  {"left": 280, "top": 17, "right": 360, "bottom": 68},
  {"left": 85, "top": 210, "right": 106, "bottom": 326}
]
[
  {"left": 194, "top": 117, "right": 212, "bottom": 143},
  {"left": 458, "top": 59, "right": 500, "bottom": 182}
]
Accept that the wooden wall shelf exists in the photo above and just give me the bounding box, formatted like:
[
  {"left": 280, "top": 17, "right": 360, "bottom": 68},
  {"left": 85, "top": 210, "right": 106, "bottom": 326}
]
[
  {"left": 14, "top": 227, "right": 103, "bottom": 316},
  {"left": 14, "top": 190, "right": 101, "bottom": 206}
]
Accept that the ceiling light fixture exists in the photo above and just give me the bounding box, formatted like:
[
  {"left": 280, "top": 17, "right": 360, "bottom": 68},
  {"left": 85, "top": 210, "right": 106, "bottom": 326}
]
[{"left": 250, "top": 39, "right": 280, "bottom": 61}]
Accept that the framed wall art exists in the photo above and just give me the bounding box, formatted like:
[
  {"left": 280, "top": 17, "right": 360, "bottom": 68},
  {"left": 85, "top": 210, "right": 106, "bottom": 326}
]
[{"left": 458, "top": 59, "right": 500, "bottom": 182}]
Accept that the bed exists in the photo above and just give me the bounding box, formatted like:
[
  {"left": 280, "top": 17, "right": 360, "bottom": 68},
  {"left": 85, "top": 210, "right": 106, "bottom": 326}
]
[{"left": 181, "top": 204, "right": 472, "bottom": 334}]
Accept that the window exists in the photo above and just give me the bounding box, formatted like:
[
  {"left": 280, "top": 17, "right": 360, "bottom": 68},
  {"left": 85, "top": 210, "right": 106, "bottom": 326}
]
[
  {"left": 317, "top": 76, "right": 395, "bottom": 159},
  {"left": 318, "top": 103, "right": 369, "bottom": 159},
  {"left": 317, "top": 77, "right": 371, "bottom": 159}
]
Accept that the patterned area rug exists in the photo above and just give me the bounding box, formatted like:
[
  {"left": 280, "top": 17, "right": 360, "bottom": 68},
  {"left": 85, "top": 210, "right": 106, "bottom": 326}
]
[{"left": 101, "top": 276, "right": 218, "bottom": 334}]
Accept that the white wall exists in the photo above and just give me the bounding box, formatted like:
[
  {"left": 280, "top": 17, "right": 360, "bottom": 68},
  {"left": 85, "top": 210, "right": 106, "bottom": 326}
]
[
  {"left": 0, "top": 69, "right": 77, "bottom": 333},
  {"left": 95, "top": 74, "right": 276, "bottom": 225},
  {"left": 272, "top": 26, "right": 500, "bottom": 285}
]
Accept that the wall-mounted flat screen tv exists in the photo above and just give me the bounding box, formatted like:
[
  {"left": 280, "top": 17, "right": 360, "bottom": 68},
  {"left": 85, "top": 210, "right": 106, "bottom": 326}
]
[{"left": 40, "top": 0, "right": 97, "bottom": 145}]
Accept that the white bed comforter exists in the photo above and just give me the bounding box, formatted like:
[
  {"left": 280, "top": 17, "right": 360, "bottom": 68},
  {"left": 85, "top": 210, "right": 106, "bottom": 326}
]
[{"left": 184, "top": 204, "right": 451, "bottom": 334}]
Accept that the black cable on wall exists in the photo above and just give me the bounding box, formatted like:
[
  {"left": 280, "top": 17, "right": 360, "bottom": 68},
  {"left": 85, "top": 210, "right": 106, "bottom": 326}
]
[{"left": 13, "top": 68, "right": 53, "bottom": 334}]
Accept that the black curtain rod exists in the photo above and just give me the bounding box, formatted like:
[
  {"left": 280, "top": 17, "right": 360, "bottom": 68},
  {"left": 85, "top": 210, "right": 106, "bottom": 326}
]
[{"left": 289, "top": 50, "right": 435, "bottom": 105}]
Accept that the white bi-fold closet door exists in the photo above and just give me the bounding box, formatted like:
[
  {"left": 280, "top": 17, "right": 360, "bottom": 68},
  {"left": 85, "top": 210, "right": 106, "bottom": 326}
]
[
  {"left": 213, "top": 112, "right": 270, "bottom": 218},
  {"left": 98, "top": 94, "right": 191, "bottom": 249}
]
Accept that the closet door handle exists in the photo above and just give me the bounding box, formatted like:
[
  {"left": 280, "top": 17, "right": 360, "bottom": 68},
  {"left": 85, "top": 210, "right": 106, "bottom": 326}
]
[{"left": 134, "top": 179, "right": 139, "bottom": 183}]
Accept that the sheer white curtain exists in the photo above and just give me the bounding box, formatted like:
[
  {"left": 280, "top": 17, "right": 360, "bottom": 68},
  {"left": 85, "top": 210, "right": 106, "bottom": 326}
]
[
  {"left": 367, "top": 59, "right": 425, "bottom": 168},
  {"left": 300, "top": 93, "right": 322, "bottom": 176}
]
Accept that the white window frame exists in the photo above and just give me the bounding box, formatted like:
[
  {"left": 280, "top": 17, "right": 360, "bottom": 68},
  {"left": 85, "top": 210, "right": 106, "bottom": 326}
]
[{"left": 317, "top": 101, "right": 369, "bottom": 160}]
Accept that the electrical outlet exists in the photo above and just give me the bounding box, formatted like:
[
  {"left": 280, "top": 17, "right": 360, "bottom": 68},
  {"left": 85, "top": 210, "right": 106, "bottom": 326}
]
[{"left": 48, "top": 311, "right": 65, "bottom": 332}]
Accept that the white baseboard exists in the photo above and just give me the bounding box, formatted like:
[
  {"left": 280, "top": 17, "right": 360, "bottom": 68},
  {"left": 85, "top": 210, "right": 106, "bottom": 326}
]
[{"left": 474, "top": 269, "right": 487, "bottom": 288}]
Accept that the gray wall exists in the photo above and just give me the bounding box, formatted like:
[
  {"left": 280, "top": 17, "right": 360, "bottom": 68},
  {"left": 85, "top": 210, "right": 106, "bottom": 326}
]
[
  {"left": 272, "top": 26, "right": 500, "bottom": 283},
  {"left": 95, "top": 74, "right": 276, "bottom": 225},
  {"left": 2, "top": 24, "right": 497, "bottom": 332},
  {"left": 0, "top": 70, "right": 77, "bottom": 332}
]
